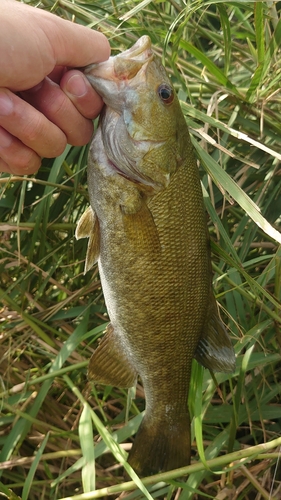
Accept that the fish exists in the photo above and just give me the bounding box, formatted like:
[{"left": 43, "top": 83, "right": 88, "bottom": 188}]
[{"left": 76, "top": 35, "right": 235, "bottom": 477}]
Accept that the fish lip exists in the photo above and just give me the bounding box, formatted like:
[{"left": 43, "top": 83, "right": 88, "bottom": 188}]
[
  {"left": 84, "top": 35, "right": 153, "bottom": 81},
  {"left": 113, "top": 35, "right": 152, "bottom": 61}
]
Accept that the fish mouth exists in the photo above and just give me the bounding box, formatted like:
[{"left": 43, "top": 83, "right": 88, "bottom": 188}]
[
  {"left": 116, "top": 35, "right": 152, "bottom": 60},
  {"left": 84, "top": 35, "right": 153, "bottom": 83}
]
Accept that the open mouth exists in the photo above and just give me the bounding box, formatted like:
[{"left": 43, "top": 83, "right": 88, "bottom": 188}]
[
  {"left": 84, "top": 35, "right": 153, "bottom": 81},
  {"left": 114, "top": 35, "right": 152, "bottom": 63}
]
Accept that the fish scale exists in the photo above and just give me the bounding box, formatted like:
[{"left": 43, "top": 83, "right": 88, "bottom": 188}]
[{"left": 76, "top": 35, "right": 235, "bottom": 476}]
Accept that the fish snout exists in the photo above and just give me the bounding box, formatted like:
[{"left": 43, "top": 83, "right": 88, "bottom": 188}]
[{"left": 84, "top": 36, "right": 153, "bottom": 86}]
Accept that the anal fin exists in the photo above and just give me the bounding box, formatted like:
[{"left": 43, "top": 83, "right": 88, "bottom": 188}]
[
  {"left": 195, "top": 293, "right": 236, "bottom": 373},
  {"left": 88, "top": 323, "right": 137, "bottom": 388}
]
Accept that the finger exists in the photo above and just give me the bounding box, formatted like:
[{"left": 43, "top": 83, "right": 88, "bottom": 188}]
[
  {"left": 1, "top": 2, "right": 110, "bottom": 91},
  {"left": 21, "top": 77, "right": 94, "bottom": 146},
  {"left": 0, "top": 88, "right": 67, "bottom": 158},
  {"left": 0, "top": 126, "right": 41, "bottom": 175},
  {"left": 47, "top": 18, "right": 111, "bottom": 67},
  {"left": 60, "top": 70, "right": 104, "bottom": 119},
  {"left": 0, "top": 158, "right": 13, "bottom": 174},
  {"left": 48, "top": 66, "right": 67, "bottom": 84}
]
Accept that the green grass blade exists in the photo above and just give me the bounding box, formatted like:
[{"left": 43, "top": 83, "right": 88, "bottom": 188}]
[
  {"left": 0, "top": 482, "right": 22, "bottom": 500},
  {"left": 179, "top": 40, "right": 240, "bottom": 94},
  {"left": 79, "top": 404, "right": 96, "bottom": 493},
  {"left": 22, "top": 432, "right": 49, "bottom": 500},
  {"left": 217, "top": 4, "right": 232, "bottom": 75},
  {"left": 189, "top": 361, "right": 210, "bottom": 470},
  {"left": 255, "top": 1, "right": 265, "bottom": 63},
  {"left": 63, "top": 377, "right": 154, "bottom": 500},
  {"left": 0, "top": 311, "right": 90, "bottom": 468},
  {"left": 192, "top": 137, "right": 281, "bottom": 244}
]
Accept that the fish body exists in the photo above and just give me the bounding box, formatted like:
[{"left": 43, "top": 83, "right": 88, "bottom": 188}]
[{"left": 76, "top": 36, "right": 235, "bottom": 476}]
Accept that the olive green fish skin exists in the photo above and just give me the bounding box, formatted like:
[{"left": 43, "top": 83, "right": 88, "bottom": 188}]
[
  {"left": 88, "top": 132, "right": 208, "bottom": 475},
  {"left": 78, "top": 36, "right": 235, "bottom": 476}
]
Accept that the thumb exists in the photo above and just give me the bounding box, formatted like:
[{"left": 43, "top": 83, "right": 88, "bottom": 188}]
[{"left": 44, "top": 15, "right": 111, "bottom": 68}]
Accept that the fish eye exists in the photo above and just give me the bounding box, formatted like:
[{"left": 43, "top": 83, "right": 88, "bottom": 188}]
[{"left": 158, "top": 84, "right": 174, "bottom": 104}]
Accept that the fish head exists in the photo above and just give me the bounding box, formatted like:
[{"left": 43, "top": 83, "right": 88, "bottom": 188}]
[{"left": 84, "top": 36, "right": 188, "bottom": 191}]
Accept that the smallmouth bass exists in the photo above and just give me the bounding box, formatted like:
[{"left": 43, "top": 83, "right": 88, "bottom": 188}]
[{"left": 76, "top": 36, "right": 235, "bottom": 477}]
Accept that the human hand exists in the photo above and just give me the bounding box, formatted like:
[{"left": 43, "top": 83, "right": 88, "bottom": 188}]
[{"left": 0, "top": 0, "right": 110, "bottom": 175}]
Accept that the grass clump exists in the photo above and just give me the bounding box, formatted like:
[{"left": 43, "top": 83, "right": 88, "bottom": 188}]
[{"left": 1, "top": 1, "right": 281, "bottom": 499}]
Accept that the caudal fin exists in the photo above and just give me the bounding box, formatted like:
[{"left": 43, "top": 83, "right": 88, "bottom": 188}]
[{"left": 128, "top": 412, "right": 191, "bottom": 477}]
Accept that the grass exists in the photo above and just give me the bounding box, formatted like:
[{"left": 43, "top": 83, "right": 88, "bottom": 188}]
[{"left": 0, "top": 0, "right": 281, "bottom": 499}]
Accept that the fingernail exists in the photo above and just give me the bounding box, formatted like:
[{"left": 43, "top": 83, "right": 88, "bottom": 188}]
[
  {"left": 65, "top": 74, "right": 88, "bottom": 97},
  {"left": 0, "top": 127, "right": 12, "bottom": 147},
  {"left": 0, "top": 93, "right": 13, "bottom": 116}
]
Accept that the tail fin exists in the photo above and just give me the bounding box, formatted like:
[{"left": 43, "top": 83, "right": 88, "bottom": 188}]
[{"left": 128, "top": 411, "right": 191, "bottom": 477}]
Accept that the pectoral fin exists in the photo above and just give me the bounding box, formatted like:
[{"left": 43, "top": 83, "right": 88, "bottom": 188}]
[
  {"left": 75, "top": 206, "right": 100, "bottom": 273},
  {"left": 88, "top": 323, "right": 137, "bottom": 388},
  {"left": 195, "top": 294, "right": 236, "bottom": 373},
  {"left": 121, "top": 200, "right": 161, "bottom": 255}
]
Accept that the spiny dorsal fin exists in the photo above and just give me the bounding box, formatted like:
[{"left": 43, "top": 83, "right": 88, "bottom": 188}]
[
  {"left": 75, "top": 206, "right": 100, "bottom": 273},
  {"left": 195, "top": 293, "right": 236, "bottom": 373},
  {"left": 88, "top": 323, "right": 137, "bottom": 388}
]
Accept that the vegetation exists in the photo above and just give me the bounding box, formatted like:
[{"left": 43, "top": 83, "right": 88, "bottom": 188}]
[{"left": 1, "top": 0, "right": 281, "bottom": 499}]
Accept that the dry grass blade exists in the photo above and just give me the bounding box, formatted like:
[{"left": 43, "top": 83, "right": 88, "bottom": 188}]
[{"left": 1, "top": 1, "right": 281, "bottom": 499}]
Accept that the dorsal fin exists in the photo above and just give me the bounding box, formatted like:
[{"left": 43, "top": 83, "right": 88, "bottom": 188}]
[{"left": 195, "top": 293, "right": 236, "bottom": 373}]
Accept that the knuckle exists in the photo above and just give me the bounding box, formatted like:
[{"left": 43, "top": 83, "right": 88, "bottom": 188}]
[
  {"left": 68, "top": 120, "right": 93, "bottom": 146},
  {"left": 22, "top": 113, "right": 67, "bottom": 157},
  {"left": 22, "top": 113, "right": 46, "bottom": 144},
  {"left": 0, "top": 158, "right": 12, "bottom": 174},
  {"left": 48, "top": 91, "right": 69, "bottom": 117},
  {"left": 46, "top": 138, "right": 66, "bottom": 158},
  {"left": 13, "top": 149, "right": 40, "bottom": 172}
]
